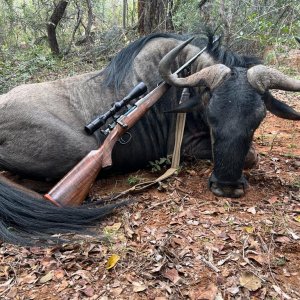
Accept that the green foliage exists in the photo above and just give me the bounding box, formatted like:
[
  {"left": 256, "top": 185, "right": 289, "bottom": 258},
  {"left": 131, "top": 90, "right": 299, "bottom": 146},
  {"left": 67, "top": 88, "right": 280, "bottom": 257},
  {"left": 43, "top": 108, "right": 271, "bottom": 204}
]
[
  {"left": 149, "top": 156, "right": 172, "bottom": 173},
  {"left": 127, "top": 175, "right": 140, "bottom": 186},
  {"left": 0, "top": 45, "right": 58, "bottom": 94},
  {"left": 172, "top": 0, "right": 300, "bottom": 53},
  {"left": 1, "top": 0, "right": 299, "bottom": 96},
  {"left": 172, "top": 0, "right": 202, "bottom": 32},
  {"left": 291, "top": 176, "right": 300, "bottom": 189}
]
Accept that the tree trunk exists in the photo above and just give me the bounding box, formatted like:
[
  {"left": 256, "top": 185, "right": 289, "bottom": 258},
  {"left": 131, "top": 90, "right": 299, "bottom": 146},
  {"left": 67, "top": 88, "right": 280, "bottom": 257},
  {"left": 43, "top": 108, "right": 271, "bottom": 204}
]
[
  {"left": 47, "top": 0, "right": 69, "bottom": 55},
  {"left": 85, "top": 0, "right": 94, "bottom": 41},
  {"left": 123, "top": 0, "right": 128, "bottom": 29},
  {"left": 137, "top": 0, "right": 174, "bottom": 35}
]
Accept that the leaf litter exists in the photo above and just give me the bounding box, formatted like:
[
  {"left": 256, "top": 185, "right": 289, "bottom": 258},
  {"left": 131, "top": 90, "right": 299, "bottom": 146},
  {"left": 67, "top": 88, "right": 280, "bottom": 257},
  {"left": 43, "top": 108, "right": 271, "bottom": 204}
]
[{"left": 0, "top": 91, "right": 300, "bottom": 299}]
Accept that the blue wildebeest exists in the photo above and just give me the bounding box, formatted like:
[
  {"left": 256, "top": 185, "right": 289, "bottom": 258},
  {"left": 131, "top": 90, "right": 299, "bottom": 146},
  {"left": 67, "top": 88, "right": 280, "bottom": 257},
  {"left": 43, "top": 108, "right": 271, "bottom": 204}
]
[{"left": 0, "top": 32, "right": 300, "bottom": 244}]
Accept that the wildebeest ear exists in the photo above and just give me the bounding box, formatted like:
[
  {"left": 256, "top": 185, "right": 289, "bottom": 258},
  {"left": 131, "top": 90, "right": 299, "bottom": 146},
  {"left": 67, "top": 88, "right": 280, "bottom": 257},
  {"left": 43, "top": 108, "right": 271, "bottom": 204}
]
[
  {"left": 263, "top": 92, "right": 300, "bottom": 120},
  {"left": 167, "top": 95, "right": 200, "bottom": 113}
]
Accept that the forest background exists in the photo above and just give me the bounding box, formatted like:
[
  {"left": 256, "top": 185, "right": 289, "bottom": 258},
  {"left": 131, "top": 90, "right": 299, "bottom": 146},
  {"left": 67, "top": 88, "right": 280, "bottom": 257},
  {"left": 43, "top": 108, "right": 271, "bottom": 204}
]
[
  {"left": 0, "top": 2, "right": 300, "bottom": 299},
  {"left": 0, "top": 0, "right": 299, "bottom": 95}
]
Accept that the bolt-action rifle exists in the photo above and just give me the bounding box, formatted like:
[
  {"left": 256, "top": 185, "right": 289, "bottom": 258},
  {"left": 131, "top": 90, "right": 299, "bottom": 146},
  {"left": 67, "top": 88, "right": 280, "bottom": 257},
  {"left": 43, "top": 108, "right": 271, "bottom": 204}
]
[{"left": 44, "top": 37, "right": 217, "bottom": 207}]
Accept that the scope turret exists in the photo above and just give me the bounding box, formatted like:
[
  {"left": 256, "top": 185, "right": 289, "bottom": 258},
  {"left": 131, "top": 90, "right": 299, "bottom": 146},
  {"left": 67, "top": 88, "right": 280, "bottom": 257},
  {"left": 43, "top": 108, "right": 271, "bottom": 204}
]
[{"left": 85, "top": 82, "right": 147, "bottom": 135}]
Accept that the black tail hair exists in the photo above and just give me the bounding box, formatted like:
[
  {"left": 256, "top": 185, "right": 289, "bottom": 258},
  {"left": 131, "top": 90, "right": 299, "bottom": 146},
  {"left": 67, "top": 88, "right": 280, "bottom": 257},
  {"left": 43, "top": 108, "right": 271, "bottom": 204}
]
[
  {"left": 0, "top": 176, "right": 129, "bottom": 245},
  {"left": 206, "top": 31, "right": 262, "bottom": 68}
]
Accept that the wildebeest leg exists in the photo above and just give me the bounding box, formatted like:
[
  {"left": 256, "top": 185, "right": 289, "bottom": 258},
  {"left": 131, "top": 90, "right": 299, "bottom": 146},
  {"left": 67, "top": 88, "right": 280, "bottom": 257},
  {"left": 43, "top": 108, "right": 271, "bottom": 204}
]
[
  {"left": 244, "top": 144, "right": 258, "bottom": 169},
  {"left": 181, "top": 127, "right": 212, "bottom": 160}
]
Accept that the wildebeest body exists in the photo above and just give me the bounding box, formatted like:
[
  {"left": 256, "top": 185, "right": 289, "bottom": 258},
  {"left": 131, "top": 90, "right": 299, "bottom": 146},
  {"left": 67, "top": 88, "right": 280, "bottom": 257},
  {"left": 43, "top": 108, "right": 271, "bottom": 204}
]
[{"left": 0, "top": 35, "right": 214, "bottom": 178}]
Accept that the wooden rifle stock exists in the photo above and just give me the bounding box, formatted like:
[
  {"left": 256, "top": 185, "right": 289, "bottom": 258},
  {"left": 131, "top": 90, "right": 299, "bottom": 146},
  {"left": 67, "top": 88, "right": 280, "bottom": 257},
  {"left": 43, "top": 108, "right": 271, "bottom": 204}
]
[
  {"left": 44, "top": 82, "right": 171, "bottom": 207},
  {"left": 44, "top": 37, "right": 219, "bottom": 207}
]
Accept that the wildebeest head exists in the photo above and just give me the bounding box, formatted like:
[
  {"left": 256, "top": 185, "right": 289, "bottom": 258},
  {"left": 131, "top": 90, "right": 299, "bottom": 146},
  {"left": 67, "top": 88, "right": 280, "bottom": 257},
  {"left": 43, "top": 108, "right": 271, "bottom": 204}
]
[{"left": 159, "top": 39, "right": 300, "bottom": 198}]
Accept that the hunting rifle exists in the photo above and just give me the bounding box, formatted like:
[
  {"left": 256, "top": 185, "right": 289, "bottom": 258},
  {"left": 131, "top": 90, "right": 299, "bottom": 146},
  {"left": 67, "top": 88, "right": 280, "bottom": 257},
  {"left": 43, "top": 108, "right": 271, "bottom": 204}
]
[{"left": 44, "top": 36, "right": 219, "bottom": 207}]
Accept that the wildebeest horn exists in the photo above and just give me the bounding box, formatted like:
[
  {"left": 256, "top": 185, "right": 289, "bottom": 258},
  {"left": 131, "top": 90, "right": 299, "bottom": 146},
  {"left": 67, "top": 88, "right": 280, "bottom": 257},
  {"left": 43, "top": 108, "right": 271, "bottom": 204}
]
[
  {"left": 247, "top": 65, "right": 300, "bottom": 93},
  {"left": 159, "top": 40, "right": 231, "bottom": 90}
]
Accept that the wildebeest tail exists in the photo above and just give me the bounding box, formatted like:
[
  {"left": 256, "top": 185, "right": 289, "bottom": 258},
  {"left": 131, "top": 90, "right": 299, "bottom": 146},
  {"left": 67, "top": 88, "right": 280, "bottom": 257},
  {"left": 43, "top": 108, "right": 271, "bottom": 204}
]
[{"left": 0, "top": 176, "right": 129, "bottom": 245}]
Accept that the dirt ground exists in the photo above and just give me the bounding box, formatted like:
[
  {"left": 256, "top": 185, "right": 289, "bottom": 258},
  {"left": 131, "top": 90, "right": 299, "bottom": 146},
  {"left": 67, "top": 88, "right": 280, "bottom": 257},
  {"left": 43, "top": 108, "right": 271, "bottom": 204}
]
[{"left": 0, "top": 90, "right": 300, "bottom": 299}]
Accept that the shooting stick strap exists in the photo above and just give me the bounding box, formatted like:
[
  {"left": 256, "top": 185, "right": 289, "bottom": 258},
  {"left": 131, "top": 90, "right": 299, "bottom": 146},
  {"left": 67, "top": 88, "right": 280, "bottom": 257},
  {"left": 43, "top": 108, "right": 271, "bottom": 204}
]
[{"left": 110, "top": 88, "right": 188, "bottom": 200}]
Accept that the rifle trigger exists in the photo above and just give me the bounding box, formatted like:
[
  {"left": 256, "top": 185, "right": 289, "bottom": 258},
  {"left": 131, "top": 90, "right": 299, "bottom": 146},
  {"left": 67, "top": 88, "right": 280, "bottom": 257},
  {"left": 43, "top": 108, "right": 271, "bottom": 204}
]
[{"left": 118, "top": 132, "right": 132, "bottom": 145}]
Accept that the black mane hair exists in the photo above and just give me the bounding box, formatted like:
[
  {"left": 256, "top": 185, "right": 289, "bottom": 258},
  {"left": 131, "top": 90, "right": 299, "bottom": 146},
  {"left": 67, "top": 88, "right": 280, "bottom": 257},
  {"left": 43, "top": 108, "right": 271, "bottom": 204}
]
[
  {"left": 102, "top": 31, "right": 262, "bottom": 92},
  {"left": 206, "top": 32, "right": 262, "bottom": 68},
  {"left": 102, "top": 32, "right": 186, "bottom": 91}
]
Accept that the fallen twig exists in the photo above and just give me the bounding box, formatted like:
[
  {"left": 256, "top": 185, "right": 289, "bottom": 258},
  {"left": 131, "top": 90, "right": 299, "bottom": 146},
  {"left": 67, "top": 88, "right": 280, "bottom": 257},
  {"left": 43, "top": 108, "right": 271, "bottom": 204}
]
[
  {"left": 197, "top": 255, "right": 220, "bottom": 273},
  {"left": 147, "top": 199, "right": 174, "bottom": 210},
  {"left": 257, "top": 233, "right": 269, "bottom": 252}
]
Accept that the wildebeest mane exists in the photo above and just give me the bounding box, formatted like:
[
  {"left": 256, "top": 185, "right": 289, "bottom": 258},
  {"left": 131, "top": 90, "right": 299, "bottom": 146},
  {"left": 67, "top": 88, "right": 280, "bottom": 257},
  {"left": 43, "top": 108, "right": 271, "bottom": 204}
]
[
  {"left": 206, "top": 32, "right": 262, "bottom": 68},
  {"left": 103, "top": 32, "right": 187, "bottom": 91},
  {"left": 102, "top": 31, "right": 261, "bottom": 92}
]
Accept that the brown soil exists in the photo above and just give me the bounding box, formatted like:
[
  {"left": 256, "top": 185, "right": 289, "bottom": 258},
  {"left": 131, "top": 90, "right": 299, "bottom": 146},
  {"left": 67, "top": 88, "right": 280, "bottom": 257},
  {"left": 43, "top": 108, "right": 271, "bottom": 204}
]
[{"left": 0, "top": 92, "right": 300, "bottom": 299}]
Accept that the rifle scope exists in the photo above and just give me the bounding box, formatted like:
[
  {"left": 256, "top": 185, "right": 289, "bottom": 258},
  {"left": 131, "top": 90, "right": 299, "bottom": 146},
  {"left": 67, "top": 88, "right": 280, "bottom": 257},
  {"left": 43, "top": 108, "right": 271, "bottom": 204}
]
[{"left": 85, "top": 82, "right": 147, "bottom": 135}]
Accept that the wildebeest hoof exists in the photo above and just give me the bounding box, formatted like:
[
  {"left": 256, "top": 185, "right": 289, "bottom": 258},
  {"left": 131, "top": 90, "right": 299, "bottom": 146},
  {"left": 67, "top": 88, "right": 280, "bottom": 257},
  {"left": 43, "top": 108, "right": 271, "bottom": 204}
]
[
  {"left": 210, "top": 182, "right": 245, "bottom": 198},
  {"left": 244, "top": 146, "right": 259, "bottom": 169}
]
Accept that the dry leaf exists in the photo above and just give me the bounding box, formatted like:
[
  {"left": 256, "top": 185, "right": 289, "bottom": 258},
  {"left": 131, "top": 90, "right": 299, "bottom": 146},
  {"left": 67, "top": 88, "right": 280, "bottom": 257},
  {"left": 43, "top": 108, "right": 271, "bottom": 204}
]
[
  {"left": 106, "top": 254, "right": 120, "bottom": 270},
  {"left": 104, "top": 222, "right": 122, "bottom": 233},
  {"left": 288, "top": 230, "right": 300, "bottom": 240},
  {"left": 73, "top": 270, "right": 91, "bottom": 281},
  {"left": 6, "top": 287, "right": 17, "bottom": 299},
  {"left": 247, "top": 207, "right": 256, "bottom": 215},
  {"left": 272, "top": 285, "right": 291, "bottom": 299},
  {"left": 111, "top": 287, "right": 123, "bottom": 297},
  {"left": 19, "top": 273, "right": 37, "bottom": 284},
  {"left": 124, "top": 223, "right": 134, "bottom": 238},
  {"left": 244, "top": 226, "right": 254, "bottom": 234},
  {"left": 267, "top": 196, "right": 278, "bottom": 204},
  {"left": 239, "top": 272, "right": 262, "bottom": 291},
  {"left": 217, "top": 255, "right": 232, "bottom": 266},
  {"left": 294, "top": 215, "right": 300, "bottom": 223},
  {"left": 248, "top": 238, "right": 260, "bottom": 250},
  {"left": 221, "top": 267, "right": 231, "bottom": 277},
  {"left": 163, "top": 268, "right": 181, "bottom": 284},
  {"left": 227, "top": 286, "right": 240, "bottom": 295},
  {"left": 247, "top": 254, "right": 265, "bottom": 266},
  {"left": 39, "top": 271, "right": 53, "bottom": 284},
  {"left": 186, "top": 169, "right": 197, "bottom": 175},
  {"left": 202, "top": 210, "right": 217, "bottom": 215},
  {"left": 0, "top": 266, "right": 9, "bottom": 278},
  {"left": 215, "top": 292, "right": 224, "bottom": 300},
  {"left": 82, "top": 286, "right": 94, "bottom": 297},
  {"left": 0, "top": 278, "right": 13, "bottom": 288},
  {"left": 189, "top": 283, "right": 218, "bottom": 300},
  {"left": 56, "top": 280, "right": 69, "bottom": 292},
  {"left": 132, "top": 281, "right": 147, "bottom": 292},
  {"left": 54, "top": 269, "right": 65, "bottom": 280},
  {"left": 275, "top": 236, "right": 290, "bottom": 243},
  {"left": 151, "top": 262, "right": 165, "bottom": 273}
]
